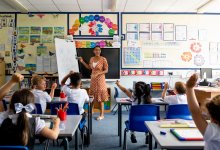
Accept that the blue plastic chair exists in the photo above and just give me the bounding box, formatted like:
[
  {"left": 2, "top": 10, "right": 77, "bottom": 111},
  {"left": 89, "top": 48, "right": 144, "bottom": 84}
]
[
  {"left": 166, "top": 104, "right": 192, "bottom": 120},
  {"left": 0, "top": 146, "right": 28, "bottom": 150},
  {"left": 123, "top": 105, "right": 160, "bottom": 150},
  {"left": 50, "top": 102, "right": 87, "bottom": 147},
  {"left": 2, "top": 100, "right": 7, "bottom": 111},
  {"left": 31, "top": 103, "right": 43, "bottom": 114}
]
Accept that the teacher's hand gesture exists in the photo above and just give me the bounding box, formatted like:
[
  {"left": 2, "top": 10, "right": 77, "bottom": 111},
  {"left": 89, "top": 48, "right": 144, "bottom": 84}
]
[{"left": 78, "top": 57, "right": 84, "bottom": 63}]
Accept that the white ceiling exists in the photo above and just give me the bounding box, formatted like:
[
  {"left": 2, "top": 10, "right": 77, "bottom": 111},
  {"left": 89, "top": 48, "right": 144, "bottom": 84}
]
[{"left": 0, "top": 0, "right": 220, "bottom": 13}]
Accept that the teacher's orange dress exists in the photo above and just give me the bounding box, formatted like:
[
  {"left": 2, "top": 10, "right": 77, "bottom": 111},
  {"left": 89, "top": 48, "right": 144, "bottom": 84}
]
[{"left": 89, "top": 56, "right": 109, "bottom": 102}]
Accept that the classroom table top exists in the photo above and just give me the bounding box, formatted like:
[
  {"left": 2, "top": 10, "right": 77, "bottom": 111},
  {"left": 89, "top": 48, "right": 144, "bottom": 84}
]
[
  {"left": 58, "top": 115, "right": 82, "bottom": 137},
  {"left": 145, "top": 121, "right": 204, "bottom": 149},
  {"left": 116, "top": 97, "right": 168, "bottom": 105}
]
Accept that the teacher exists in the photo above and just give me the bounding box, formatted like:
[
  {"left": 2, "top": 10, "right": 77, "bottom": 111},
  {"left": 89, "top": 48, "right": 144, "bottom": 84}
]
[{"left": 79, "top": 46, "right": 109, "bottom": 121}]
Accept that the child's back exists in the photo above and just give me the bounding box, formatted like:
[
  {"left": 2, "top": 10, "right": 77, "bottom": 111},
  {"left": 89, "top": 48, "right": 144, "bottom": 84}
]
[{"left": 61, "top": 72, "right": 89, "bottom": 115}]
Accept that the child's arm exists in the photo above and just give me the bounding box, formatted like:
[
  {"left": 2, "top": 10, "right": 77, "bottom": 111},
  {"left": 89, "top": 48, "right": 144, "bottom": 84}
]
[
  {"left": 49, "top": 83, "right": 57, "bottom": 99},
  {"left": 186, "top": 74, "right": 208, "bottom": 135},
  {"left": 115, "top": 80, "right": 132, "bottom": 98},
  {"left": 162, "top": 82, "right": 169, "bottom": 99},
  {"left": 0, "top": 73, "right": 24, "bottom": 100},
  {"left": 61, "top": 71, "right": 74, "bottom": 86},
  {"left": 40, "top": 117, "right": 60, "bottom": 140},
  {"left": 79, "top": 57, "right": 91, "bottom": 70}
]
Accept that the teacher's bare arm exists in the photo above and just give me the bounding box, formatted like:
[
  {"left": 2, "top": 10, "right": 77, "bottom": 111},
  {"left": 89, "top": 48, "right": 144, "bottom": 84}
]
[{"left": 79, "top": 57, "right": 91, "bottom": 70}]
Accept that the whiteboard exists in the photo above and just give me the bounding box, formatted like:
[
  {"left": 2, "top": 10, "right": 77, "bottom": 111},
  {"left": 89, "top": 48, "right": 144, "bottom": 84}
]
[{"left": 55, "top": 38, "right": 79, "bottom": 84}]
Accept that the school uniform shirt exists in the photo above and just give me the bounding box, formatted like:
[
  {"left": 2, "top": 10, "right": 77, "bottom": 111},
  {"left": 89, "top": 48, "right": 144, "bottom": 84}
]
[
  {"left": 204, "top": 123, "right": 220, "bottom": 150},
  {"left": 62, "top": 85, "right": 89, "bottom": 115},
  {"left": 32, "top": 89, "right": 52, "bottom": 113},
  {"left": 130, "top": 94, "right": 146, "bottom": 105},
  {"left": 164, "top": 94, "right": 187, "bottom": 105},
  {"left": 0, "top": 111, "right": 45, "bottom": 134}
]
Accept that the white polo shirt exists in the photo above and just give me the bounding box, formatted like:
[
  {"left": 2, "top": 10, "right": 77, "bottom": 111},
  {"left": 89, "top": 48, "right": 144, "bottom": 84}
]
[
  {"left": 204, "top": 123, "right": 220, "bottom": 150},
  {"left": 164, "top": 94, "right": 187, "bottom": 105},
  {"left": 0, "top": 111, "right": 45, "bottom": 134},
  {"left": 62, "top": 85, "right": 89, "bottom": 115},
  {"left": 32, "top": 89, "right": 52, "bottom": 113}
]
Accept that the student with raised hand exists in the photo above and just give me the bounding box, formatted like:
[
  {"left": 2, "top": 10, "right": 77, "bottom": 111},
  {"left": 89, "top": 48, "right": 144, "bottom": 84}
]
[
  {"left": 186, "top": 74, "right": 220, "bottom": 150},
  {"left": 61, "top": 70, "right": 89, "bottom": 118},
  {"left": 0, "top": 73, "right": 60, "bottom": 149},
  {"left": 115, "top": 80, "right": 152, "bottom": 143},
  {"left": 162, "top": 82, "right": 187, "bottom": 104},
  {"left": 31, "top": 75, "right": 57, "bottom": 113}
]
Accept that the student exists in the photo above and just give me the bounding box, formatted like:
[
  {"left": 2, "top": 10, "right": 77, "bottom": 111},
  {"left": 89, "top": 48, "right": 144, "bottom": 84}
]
[
  {"left": 61, "top": 71, "right": 89, "bottom": 117},
  {"left": 186, "top": 74, "right": 220, "bottom": 150},
  {"left": 0, "top": 73, "right": 60, "bottom": 149},
  {"left": 162, "top": 82, "right": 187, "bottom": 104},
  {"left": 116, "top": 80, "right": 152, "bottom": 143},
  {"left": 31, "top": 75, "right": 57, "bottom": 113}
]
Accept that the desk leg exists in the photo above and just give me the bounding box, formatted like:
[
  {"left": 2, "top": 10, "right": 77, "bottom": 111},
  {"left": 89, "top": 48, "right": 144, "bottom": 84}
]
[
  {"left": 63, "top": 137, "right": 69, "bottom": 150},
  {"left": 89, "top": 102, "right": 92, "bottom": 134},
  {"left": 75, "top": 129, "right": 79, "bottom": 150},
  {"left": 118, "top": 103, "right": 122, "bottom": 147},
  {"left": 44, "top": 139, "right": 50, "bottom": 150},
  {"left": 149, "top": 132, "right": 152, "bottom": 150}
]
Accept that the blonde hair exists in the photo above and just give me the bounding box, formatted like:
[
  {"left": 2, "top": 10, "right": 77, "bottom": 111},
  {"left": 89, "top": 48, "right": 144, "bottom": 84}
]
[{"left": 31, "top": 75, "right": 46, "bottom": 87}]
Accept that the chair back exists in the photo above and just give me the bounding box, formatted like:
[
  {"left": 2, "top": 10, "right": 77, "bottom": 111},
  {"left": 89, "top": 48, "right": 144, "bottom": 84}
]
[
  {"left": 2, "top": 100, "right": 7, "bottom": 111},
  {"left": 0, "top": 146, "right": 28, "bottom": 150},
  {"left": 31, "top": 103, "right": 43, "bottom": 114},
  {"left": 114, "top": 87, "right": 119, "bottom": 99},
  {"left": 50, "top": 102, "right": 79, "bottom": 115},
  {"left": 129, "top": 104, "right": 160, "bottom": 132},
  {"left": 166, "top": 104, "right": 192, "bottom": 120}
]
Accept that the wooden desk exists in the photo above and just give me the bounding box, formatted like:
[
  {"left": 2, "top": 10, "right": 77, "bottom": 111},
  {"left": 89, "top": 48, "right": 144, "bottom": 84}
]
[
  {"left": 145, "top": 121, "right": 204, "bottom": 150},
  {"left": 194, "top": 87, "right": 220, "bottom": 111}
]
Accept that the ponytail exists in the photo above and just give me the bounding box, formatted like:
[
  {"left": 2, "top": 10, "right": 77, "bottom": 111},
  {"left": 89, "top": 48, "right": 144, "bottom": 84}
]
[
  {"left": 17, "top": 110, "right": 30, "bottom": 146},
  {"left": 134, "top": 82, "right": 152, "bottom": 104}
]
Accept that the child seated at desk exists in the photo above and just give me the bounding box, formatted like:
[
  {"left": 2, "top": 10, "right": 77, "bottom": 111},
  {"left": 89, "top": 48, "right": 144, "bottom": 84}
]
[
  {"left": 0, "top": 73, "right": 60, "bottom": 149},
  {"left": 116, "top": 80, "right": 151, "bottom": 143},
  {"left": 162, "top": 82, "right": 187, "bottom": 104},
  {"left": 31, "top": 75, "right": 57, "bottom": 113},
  {"left": 61, "top": 71, "right": 89, "bottom": 118},
  {"left": 186, "top": 74, "right": 220, "bottom": 150}
]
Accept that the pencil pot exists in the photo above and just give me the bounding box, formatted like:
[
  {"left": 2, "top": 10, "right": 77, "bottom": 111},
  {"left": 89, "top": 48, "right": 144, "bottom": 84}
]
[{"left": 57, "top": 110, "right": 67, "bottom": 121}]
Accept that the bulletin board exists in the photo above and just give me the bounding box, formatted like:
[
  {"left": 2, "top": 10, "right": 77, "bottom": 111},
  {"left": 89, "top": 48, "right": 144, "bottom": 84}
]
[
  {"left": 122, "top": 13, "right": 220, "bottom": 69},
  {"left": 69, "top": 13, "right": 118, "bottom": 37},
  {"left": 0, "top": 14, "right": 15, "bottom": 73},
  {"left": 16, "top": 14, "right": 67, "bottom": 74}
]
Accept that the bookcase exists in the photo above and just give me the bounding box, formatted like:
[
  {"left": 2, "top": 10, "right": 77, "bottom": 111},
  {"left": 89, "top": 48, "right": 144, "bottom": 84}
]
[{"left": 20, "top": 75, "right": 61, "bottom": 96}]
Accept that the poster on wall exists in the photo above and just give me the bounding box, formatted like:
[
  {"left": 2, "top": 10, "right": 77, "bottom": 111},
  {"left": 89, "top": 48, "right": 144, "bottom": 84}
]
[
  {"left": 126, "top": 32, "right": 138, "bottom": 40},
  {"left": 124, "top": 47, "right": 141, "bottom": 65},
  {"left": 54, "top": 27, "right": 64, "bottom": 34},
  {"left": 42, "top": 27, "right": 53, "bottom": 35},
  {"left": 18, "top": 35, "right": 29, "bottom": 43},
  {"left": 126, "top": 23, "right": 138, "bottom": 32},
  {"left": 175, "top": 25, "right": 187, "bottom": 41},
  {"left": 41, "top": 35, "right": 53, "bottom": 43},
  {"left": 139, "top": 23, "right": 150, "bottom": 32},
  {"left": 30, "top": 35, "right": 41, "bottom": 43},
  {"left": 18, "top": 27, "right": 29, "bottom": 34},
  {"left": 151, "top": 32, "right": 163, "bottom": 41},
  {"left": 151, "top": 23, "right": 163, "bottom": 32},
  {"left": 163, "top": 32, "right": 174, "bottom": 41},
  {"left": 163, "top": 23, "right": 174, "bottom": 32},
  {"left": 139, "top": 32, "right": 150, "bottom": 41},
  {"left": 30, "top": 27, "right": 41, "bottom": 34}
]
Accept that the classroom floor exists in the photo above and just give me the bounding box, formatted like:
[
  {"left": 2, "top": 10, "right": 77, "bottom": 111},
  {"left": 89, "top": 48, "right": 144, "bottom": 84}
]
[{"left": 35, "top": 107, "right": 165, "bottom": 150}]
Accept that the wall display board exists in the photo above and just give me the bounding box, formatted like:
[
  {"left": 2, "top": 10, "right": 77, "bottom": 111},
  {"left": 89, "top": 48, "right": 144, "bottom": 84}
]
[{"left": 122, "top": 14, "right": 220, "bottom": 69}]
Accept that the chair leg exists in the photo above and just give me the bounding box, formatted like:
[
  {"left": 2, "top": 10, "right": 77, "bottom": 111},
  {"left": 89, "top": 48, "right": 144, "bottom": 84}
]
[
  {"left": 113, "top": 108, "right": 118, "bottom": 115},
  {"left": 111, "top": 103, "right": 118, "bottom": 112},
  {"left": 123, "top": 128, "right": 128, "bottom": 150},
  {"left": 154, "top": 141, "right": 157, "bottom": 149},
  {"left": 81, "top": 129, "right": 84, "bottom": 150}
]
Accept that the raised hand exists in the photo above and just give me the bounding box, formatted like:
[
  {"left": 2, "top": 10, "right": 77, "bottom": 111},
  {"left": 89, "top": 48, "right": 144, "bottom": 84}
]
[
  {"left": 51, "top": 83, "right": 57, "bottom": 90},
  {"left": 164, "top": 82, "right": 169, "bottom": 90},
  {"left": 11, "top": 73, "right": 24, "bottom": 83},
  {"left": 186, "top": 73, "right": 198, "bottom": 89}
]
